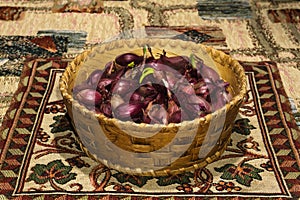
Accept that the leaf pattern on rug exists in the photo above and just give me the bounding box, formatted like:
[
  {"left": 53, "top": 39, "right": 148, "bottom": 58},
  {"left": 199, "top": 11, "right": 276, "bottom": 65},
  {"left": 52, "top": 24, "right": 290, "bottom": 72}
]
[
  {"left": 27, "top": 160, "right": 76, "bottom": 191},
  {"left": 66, "top": 156, "right": 90, "bottom": 168},
  {"left": 156, "top": 172, "right": 194, "bottom": 186},
  {"left": 50, "top": 114, "right": 72, "bottom": 133},
  {"left": 113, "top": 172, "right": 151, "bottom": 188},
  {"left": 214, "top": 163, "right": 264, "bottom": 187},
  {"left": 232, "top": 118, "right": 256, "bottom": 135}
]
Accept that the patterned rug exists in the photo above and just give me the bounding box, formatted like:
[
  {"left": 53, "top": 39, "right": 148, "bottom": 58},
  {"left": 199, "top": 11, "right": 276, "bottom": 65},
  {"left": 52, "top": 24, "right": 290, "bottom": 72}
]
[
  {"left": 0, "top": 57, "right": 299, "bottom": 199},
  {"left": 1, "top": 0, "right": 300, "bottom": 199}
]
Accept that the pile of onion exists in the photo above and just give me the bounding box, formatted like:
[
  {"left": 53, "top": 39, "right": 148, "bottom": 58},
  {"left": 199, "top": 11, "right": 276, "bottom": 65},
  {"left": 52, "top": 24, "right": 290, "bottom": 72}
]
[{"left": 73, "top": 45, "right": 232, "bottom": 125}]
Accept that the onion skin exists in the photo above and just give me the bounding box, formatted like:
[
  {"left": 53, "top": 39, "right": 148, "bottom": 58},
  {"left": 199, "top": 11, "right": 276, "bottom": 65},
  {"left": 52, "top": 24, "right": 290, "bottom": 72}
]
[
  {"left": 97, "top": 78, "right": 114, "bottom": 90},
  {"left": 167, "top": 99, "right": 181, "bottom": 123},
  {"left": 155, "top": 92, "right": 167, "bottom": 106},
  {"left": 100, "top": 102, "right": 113, "bottom": 117},
  {"left": 167, "top": 99, "right": 180, "bottom": 115},
  {"left": 148, "top": 104, "right": 168, "bottom": 125},
  {"left": 152, "top": 84, "right": 168, "bottom": 105},
  {"left": 102, "top": 61, "right": 114, "bottom": 78},
  {"left": 168, "top": 110, "right": 181, "bottom": 123},
  {"left": 142, "top": 114, "right": 152, "bottom": 124}
]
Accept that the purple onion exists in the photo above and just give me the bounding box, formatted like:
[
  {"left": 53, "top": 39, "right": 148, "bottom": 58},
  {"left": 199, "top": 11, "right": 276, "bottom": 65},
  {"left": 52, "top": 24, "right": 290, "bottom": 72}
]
[
  {"left": 112, "top": 79, "right": 138, "bottom": 96},
  {"left": 187, "top": 95, "right": 211, "bottom": 112},
  {"left": 211, "top": 90, "right": 232, "bottom": 111},
  {"left": 160, "top": 55, "right": 189, "bottom": 72},
  {"left": 113, "top": 102, "right": 144, "bottom": 120},
  {"left": 110, "top": 67, "right": 126, "bottom": 80},
  {"left": 165, "top": 71, "right": 180, "bottom": 89},
  {"left": 129, "top": 91, "right": 144, "bottom": 103},
  {"left": 138, "top": 84, "right": 157, "bottom": 97},
  {"left": 211, "top": 92, "right": 226, "bottom": 111},
  {"left": 115, "top": 53, "right": 143, "bottom": 66},
  {"left": 198, "top": 62, "right": 220, "bottom": 83},
  {"left": 153, "top": 70, "right": 165, "bottom": 82},
  {"left": 73, "top": 82, "right": 94, "bottom": 95},
  {"left": 178, "top": 84, "right": 195, "bottom": 95},
  {"left": 74, "top": 46, "right": 232, "bottom": 125},
  {"left": 131, "top": 113, "right": 145, "bottom": 123},
  {"left": 181, "top": 108, "right": 193, "bottom": 121},
  {"left": 75, "top": 89, "right": 102, "bottom": 106},
  {"left": 87, "top": 69, "right": 103, "bottom": 85}
]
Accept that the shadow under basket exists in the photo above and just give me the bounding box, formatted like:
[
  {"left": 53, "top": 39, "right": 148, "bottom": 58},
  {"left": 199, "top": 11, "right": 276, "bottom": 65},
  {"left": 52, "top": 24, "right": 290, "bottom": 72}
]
[{"left": 59, "top": 38, "right": 247, "bottom": 177}]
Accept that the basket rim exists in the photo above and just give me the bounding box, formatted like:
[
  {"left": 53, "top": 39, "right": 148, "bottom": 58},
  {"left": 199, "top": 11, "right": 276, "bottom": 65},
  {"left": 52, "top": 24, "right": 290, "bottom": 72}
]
[{"left": 59, "top": 38, "right": 247, "bottom": 128}]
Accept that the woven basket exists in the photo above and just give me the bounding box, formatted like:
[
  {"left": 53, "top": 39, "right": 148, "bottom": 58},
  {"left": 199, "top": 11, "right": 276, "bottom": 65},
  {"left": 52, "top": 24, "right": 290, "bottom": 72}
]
[{"left": 59, "top": 38, "right": 247, "bottom": 177}]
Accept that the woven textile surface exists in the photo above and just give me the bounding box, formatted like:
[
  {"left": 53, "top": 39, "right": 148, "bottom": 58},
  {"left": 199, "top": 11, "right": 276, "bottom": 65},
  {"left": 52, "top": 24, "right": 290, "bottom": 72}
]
[{"left": 0, "top": 0, "right": 300, "bottom": 199}]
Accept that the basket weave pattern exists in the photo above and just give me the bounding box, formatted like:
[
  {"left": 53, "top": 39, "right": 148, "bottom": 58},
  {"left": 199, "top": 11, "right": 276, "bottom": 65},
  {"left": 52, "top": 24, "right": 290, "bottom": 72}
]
[{"left": 60, "top": 39, "right": 247, "bottom": 177}]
